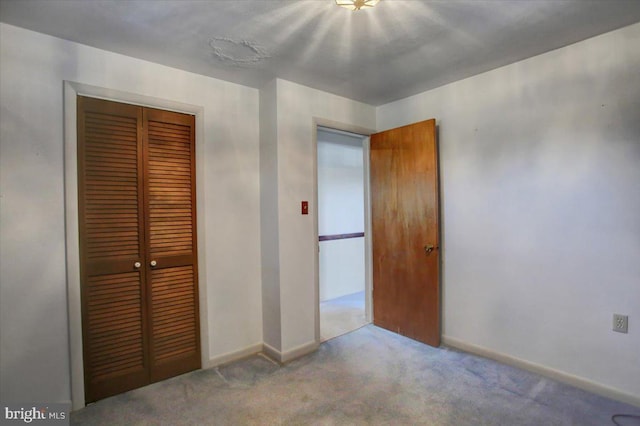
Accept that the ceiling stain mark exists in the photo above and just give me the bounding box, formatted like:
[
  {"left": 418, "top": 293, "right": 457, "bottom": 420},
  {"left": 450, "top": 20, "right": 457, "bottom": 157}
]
[{"left": 208, "top": 37, "right": 270, "bottom": 66}]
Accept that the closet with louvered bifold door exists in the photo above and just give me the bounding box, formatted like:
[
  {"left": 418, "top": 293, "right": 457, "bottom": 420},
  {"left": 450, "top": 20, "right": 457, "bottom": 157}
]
[{"left": 77, "top": 96, "right": 200, "bottom": 403}]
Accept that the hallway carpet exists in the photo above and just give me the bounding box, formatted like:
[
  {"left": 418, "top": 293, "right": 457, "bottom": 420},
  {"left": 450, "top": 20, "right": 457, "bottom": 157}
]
[{"left": 71, "top": 325, "right": 639, "bottom": 425}]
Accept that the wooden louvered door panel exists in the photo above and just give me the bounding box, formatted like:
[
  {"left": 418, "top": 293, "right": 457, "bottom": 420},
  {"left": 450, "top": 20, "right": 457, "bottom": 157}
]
[
  {"left": 78, "top": 97, "right": 200, "bottom": 403},
  {"left": 144, "top": 108, "right": 200, "bottom": 381},
  {"left": 78, "top": 97, "right": 149, "bottom": 402}
]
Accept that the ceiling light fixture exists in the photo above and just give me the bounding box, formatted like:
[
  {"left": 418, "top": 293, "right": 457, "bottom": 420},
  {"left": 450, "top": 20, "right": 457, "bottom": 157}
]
[{"left": 335, "top": 0, "right": 380, "bottom": 11}]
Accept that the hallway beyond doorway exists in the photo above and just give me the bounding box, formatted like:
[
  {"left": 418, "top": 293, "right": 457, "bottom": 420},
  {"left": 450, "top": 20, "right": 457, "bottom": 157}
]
[{"left": 320, "top": 291, "right": 367, "bottom": 341}]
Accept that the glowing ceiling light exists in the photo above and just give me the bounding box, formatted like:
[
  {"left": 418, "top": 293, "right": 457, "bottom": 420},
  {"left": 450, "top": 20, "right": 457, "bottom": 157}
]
[{"left": 335, "top": 0, "right": 380, "bottom": 11}]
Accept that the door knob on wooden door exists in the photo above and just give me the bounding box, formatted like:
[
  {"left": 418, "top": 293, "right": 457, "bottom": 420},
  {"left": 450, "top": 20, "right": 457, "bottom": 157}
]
[
  {"left": 150, "top": 260, "right": 157, "bottom": 267},
  {"left": 134, "top": 261, "right": 141, "bottom": 269},
  {"left": 424, "top": 245, "right": 438, "bottom": 255}
]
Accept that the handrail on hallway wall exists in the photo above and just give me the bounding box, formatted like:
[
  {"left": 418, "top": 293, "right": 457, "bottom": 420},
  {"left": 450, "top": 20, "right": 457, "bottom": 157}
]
[{"left": 318, "top": 232, "right": 364, "bottom": 242}]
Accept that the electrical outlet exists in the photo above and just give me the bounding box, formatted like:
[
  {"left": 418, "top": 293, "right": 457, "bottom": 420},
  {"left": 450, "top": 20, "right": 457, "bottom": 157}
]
[{"left": 613, "top": 314, "right": 628, "bottom": 334}]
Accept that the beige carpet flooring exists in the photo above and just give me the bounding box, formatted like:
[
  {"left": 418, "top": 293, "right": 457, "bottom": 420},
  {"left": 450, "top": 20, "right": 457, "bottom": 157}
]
[
  {"left": 320, "top": 291, "right": 368, "bottom": 341},
  {"left": 71, "top": 325, "right": 640, "bottom": 425}
]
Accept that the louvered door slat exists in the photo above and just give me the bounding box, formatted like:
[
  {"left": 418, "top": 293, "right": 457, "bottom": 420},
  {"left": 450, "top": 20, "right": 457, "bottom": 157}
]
[
  {"left": 82, "top": 108, "right": 140, "bottom": 260},
  {"left": 146, "top": 117, "right": 194, "bottom": 259},
  {"left": 78, "top": 97, "right": 149, "bottom": 402},
  {"left": 151, "top": 266, "right": 197, "bottom": 360},
  {"left": 145, "top": 108, "right": 200, "bottom": 381}
]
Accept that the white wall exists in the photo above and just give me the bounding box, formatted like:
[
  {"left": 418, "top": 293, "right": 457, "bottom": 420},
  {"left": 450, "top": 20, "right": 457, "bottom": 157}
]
[
  {"left": 377, "top": 22, "right": 640, "bottom": 400},
  {"left": 261, "top": 79, "right": 375, "bottom": 356},
  {"left": 259, "top": 79, "right": 282, "bottom": 352},
  {"left": 318, "top": 132, "right": 365, "bottom": 301},
  {"left": 317, "top": 132, "right": 365, "bottom": 234},
  {"left": 0, "top": 23, "right": 263, "bottom": 404},
  {"left": 319, "top": 238, "right": 365, "bottom": 301}
]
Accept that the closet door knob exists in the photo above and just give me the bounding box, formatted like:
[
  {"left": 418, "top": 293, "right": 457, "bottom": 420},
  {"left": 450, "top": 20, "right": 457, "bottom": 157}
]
[
  {"left": 134, "top": 261, "right": 141, "bottom": 269},
  {"left": 150, "top": 260, "right": 157, "bottom": 267}
]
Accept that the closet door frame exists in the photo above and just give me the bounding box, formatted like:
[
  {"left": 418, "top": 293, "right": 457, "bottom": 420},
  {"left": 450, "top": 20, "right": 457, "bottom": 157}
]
[{"left": 64, "top": 81, "right": 208, "bottom": 410}]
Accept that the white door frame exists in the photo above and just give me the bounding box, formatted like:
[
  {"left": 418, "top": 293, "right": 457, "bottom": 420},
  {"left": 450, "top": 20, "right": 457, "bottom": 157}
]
[{"left": 312, "top": 120, "right": 374, "bottom": 343}]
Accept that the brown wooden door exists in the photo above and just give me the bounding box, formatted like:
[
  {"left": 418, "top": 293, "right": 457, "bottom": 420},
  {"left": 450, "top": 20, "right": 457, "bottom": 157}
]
[
  {"left": 144, "top": 108, "right": 200, "bottom": 382},
  {"left": 78, "top": 97, "right": 149, "bottom": 402},
  {"left": 370, "top": 119, "right": 440, "bottom": 347},
  {"left": 78, "top": 97, "right": 200, "bottom": 403}
]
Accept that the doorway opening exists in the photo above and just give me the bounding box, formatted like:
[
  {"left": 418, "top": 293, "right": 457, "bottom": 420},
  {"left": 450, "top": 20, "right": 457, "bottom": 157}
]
[{"left": 316, "top": 126, "right": 371, "bottom": 341}]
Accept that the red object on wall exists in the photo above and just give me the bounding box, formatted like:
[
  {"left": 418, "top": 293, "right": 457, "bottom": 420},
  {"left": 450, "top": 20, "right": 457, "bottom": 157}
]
[{"left": 301, "top": 201, "right": 309, "bottom": 215}]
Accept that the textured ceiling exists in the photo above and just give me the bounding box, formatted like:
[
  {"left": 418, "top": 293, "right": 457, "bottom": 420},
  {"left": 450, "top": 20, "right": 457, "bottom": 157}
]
[{"left": 2, "top": 0, "right": 640, "bottom": 105}]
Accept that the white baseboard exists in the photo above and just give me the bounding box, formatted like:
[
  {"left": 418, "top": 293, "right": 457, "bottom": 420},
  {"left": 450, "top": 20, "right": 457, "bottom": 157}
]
[
  {"left": 442, "top": 335, "right": 640, "bottom": 408},
  {"left": 261, "top": 342, "right": 281, "bottom": 363},
  {"left": 204, "top": 343, "right": 263, "bottom": 369},
  {"left": 261, "top": 340, "right": 319, "bottom": 363},
  {"left": 281, "top": 340, "right": 319, "bottom": 363}
]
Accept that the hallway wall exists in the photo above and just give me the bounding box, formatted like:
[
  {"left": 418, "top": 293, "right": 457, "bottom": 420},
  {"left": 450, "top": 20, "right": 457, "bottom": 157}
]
[{"left": 318, "top": 131, "right": 365, "bottom": 301}]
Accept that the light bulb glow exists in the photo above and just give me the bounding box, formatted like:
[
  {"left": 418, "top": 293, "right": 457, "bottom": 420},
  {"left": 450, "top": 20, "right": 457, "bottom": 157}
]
[{"left": 335, "top": 0, "right": 380, "bottom": 11}]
